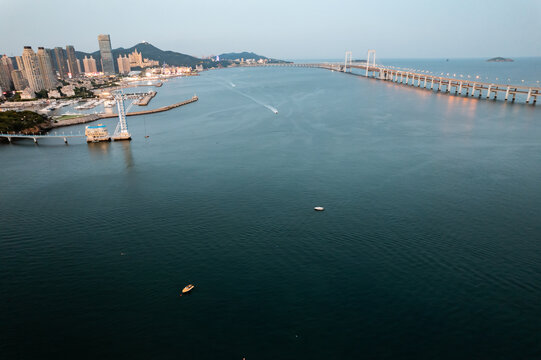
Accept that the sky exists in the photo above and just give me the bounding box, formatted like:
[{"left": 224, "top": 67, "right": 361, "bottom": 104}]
[{"left": 1, "top": 0, "right": 540, "bottom": 59}]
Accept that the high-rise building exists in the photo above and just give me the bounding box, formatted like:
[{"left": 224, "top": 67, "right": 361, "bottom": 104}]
[
  {"left": 83, "top": 55, "right": 98, "bottom": 73},
  {"left": 65, "top": 45, "right": 79, "bottom": 78},
  {"left": 15, "top": 56, "right": 25, "bottom": 72},
  {"left": 117, "top": 55, "right": 131, "bottom": 74},
  {"left": 0, "top": 55, "right": 15, "bottom": 91},
  {"left": 128, "top": 49, "right": 159, "bottom": 68},
  {"left": 76, "top": 58, "right": 82, "bottom": 73},
  {"left": 22, "top": 46, "right": 45, "bottom": 92},
  {"left": 98, "top": 34, "right": 115, "bottom": 74},
  {"left": 37, "top": 47, "right": 57, "bottom": 90},
  {"left": 11, "top": 70, "right": 28, "bottom": 91},
  {"left": 53, "top": 47, "right": 68, "bottom": 79}
]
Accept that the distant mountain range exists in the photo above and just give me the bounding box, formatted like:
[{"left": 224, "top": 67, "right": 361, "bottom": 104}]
[
  {"left": 73, "top": 42, "right": 288, "bottom": 72},
  {"left": 486, "top": 57, "right": 514, "bottom": 62},
  {"left": 218, "top": 52, "right": 289, "bottom": 63}
]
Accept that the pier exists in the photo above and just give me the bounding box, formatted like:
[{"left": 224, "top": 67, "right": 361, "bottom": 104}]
[
  {"left": 0, "top": 132, "right": 84, "bottom": 144},
  {"left": 134, "top": 91, "right": 157, "bottom": 106}
]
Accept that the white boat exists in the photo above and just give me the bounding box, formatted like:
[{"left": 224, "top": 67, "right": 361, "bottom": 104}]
[{"left": 104, "top": 100, "right": 116, "bottom": 108}]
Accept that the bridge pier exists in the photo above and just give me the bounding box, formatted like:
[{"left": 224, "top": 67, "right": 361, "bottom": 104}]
[
  {"left": 526, "top": 88, "right": 532, "bottom": 104},
  {"left": 512, "top": 90, "right": 516, "bottom": 102},
  {"left": 431, "top": 78, "right": 434, "bottom": 90},
  {"left": 64, "top": 137, "right": 68, "bottom": 144},
  {"left": 438, "top": 79, "right": 442, "bottom": 92},
  {"left": 471, "top": 84, "right": 476, "bottom": 97},
  {"left": 458, "top": 82, "right": 462, "bottom": 94},
  {"left": 486, "top": 85, "right": 492, "bottom": 99},
  {"left": 33, "top": 137, "right": 38, "bottom": 144},
  {"left": 505, "top": 86, "right": 510, "bottom": 101}
]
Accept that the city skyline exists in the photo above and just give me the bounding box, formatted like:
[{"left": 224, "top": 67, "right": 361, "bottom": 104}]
[{"left": 1, "top": 0, "right": 540, "bottom": 59}]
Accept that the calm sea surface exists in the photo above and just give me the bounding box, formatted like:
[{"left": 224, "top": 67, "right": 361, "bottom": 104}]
[{"left": 1, "top": 63, "right": 541, "bottom": 359}]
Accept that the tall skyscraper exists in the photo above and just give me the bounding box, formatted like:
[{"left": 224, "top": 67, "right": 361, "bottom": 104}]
[
  {"left": 0, "top": 55, "right": 15, "bottom": 91},
  {"left": 117, "top": 54, "right": 131, "bottom": 75},
  {"left": 83, "top": 56, "right": 98, "bottom": 73},
  {"left": 37, "top": 47, "right": 57, "bottom": 90},
  {"left": 98, "top": 34, "right": 115, "bottom": 74},
  {"left": 11, "top": 70, "right": 28, "bottom": 91},
  {"left": 65, "top": 45, "right": 79, "bottom": 78},
  {"left": 53, "top": 47, "right": 68, "bottom": 79},
  {"left": 22, "top": 46, "right": 45, "bottom": 92}
]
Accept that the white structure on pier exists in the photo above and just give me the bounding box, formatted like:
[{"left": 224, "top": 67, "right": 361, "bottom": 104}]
[{"left": 113, "top": 92, "right": 131, "bottom": 141}]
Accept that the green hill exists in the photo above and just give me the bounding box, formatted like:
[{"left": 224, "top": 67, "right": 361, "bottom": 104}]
[
  {"left": 219, "top": 52, "right": 290, "bottom": 63},
  {"left": 75, "top": 42, "right": 221, "bottom": 72}
]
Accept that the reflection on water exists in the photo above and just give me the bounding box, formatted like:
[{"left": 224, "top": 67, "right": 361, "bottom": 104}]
[
  {"left": 86, "top": 140, "right": 134, "bottom": 169},
  {"left": 86, "top": 141, "right": 111, "bottom": 158},
  {"left": 119, "top": 141, "right": 134, "bottom": 169}
]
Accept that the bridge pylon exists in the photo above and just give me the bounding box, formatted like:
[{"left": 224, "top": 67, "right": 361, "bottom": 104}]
[
  {"left": 344, "top": 51, "right": 353, "bottom": 72},
  {"left": 366, "top": 49, "right": 376, "bottom": 77}
]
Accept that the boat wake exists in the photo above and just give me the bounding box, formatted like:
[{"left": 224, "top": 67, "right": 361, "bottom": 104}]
[
  {"left": 235, "top": 91, "right": 278, "bottom": 114},
  {"left": 265, "top": 105, "right": 278, "bottom": 114},
  {"left": 207, "top": 76, "right": 277, "bottom": 114}
]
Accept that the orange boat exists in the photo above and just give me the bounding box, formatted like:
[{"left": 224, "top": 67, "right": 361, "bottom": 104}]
[{"left": 181, "top": 284, "right": 195, "bottom": 295}]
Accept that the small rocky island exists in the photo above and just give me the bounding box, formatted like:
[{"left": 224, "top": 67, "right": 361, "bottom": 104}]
[{"left": 487, "top": 57, "right": 514, "bottom": 62}]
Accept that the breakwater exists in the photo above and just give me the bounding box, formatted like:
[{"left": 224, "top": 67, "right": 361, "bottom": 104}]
[
  {"left": 99, "top": 95, "right": 198, "bottom": 119},
  {"left": 49, "top": 96, "right": 198, "bottom": 128}
]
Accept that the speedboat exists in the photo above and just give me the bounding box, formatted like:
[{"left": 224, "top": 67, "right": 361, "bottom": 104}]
[
  {"left": 314, "top": 207, "right": 325, "bottom": 211},
  {"left": 181, "top": 284, "right": 195, "bottom": 295}
]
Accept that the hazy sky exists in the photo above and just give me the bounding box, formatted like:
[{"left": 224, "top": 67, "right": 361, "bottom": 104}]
[{"left": 1, "top": 0, "right": 540, "bottom": 59}]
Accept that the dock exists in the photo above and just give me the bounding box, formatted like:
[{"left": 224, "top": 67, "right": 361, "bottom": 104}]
[{"left": 134, "top": 91, "right": 157, "bottom": 106}]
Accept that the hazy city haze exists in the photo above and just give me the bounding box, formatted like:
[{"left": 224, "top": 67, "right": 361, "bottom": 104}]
[{"left": 1, "top": 0, "right": 540, "bottom": 59}]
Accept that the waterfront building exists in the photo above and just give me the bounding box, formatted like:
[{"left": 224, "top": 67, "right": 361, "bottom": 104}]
[
  {"left": 37, "top": 47, "right": 58, "bottom": 90},
  {"left": 22, "top": 46, "right": 45, "bottom": 92},
  {"left": 11, "top": 70, "right": 28, "bottom": 91},
  {"left": 128, "top": 49, "right": 159, "bottom": 68},
  {"left": 98, "top": 34, "right": 115, "bottom": 74},
  {"left": 117, "top": 55, "right": 131, "bottom": 74},
  {"left": 61, "top": 84, "right": 75, "bottom": 97},
  {"left": 15, "top": 56, "right": 25, "bottom": 72},
  {"left": 48, "top": 89, "right": 61, "bottom": 98},
  {"left": 76, "top": 58, "right": 82, "bottom": 74},
  {"left": 83, "top": 55, "right": 98, "bottom": 73},
  {"left": 0, "top": 54, "right": 15, "bottom": 91},
  {"left": 53, "top": 47, "right": 68, "bottom": 79},
  {"left": 21, "top": 87, "right": 36, "bottom": 99}
]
